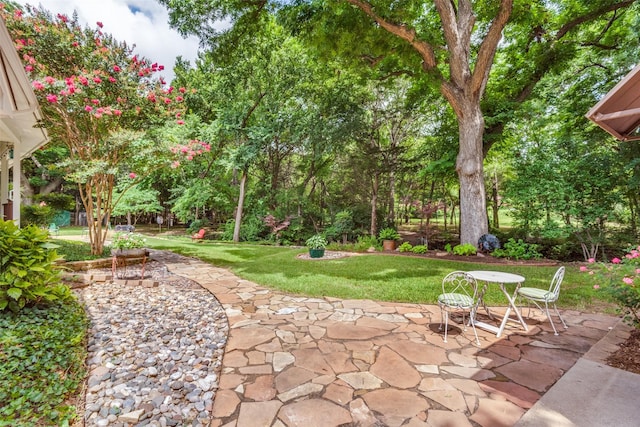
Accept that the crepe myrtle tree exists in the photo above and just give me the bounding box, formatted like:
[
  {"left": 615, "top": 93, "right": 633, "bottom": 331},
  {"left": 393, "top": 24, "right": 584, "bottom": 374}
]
[{"left": 3, "top": 4, "right": 208, "bottom": 254}]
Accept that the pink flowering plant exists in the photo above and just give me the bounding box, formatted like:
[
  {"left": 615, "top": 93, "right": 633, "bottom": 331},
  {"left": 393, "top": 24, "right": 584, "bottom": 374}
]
[
  {"left": 2, "top": 4, "right": 208, "bottom": 255},
  {"left": 581, "top": 246, "right": 640, "bottom": 327}
]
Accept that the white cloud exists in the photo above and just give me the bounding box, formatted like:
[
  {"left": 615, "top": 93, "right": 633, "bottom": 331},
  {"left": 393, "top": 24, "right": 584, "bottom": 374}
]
[{"left": 14, "top": 0, "right": 201, "bottom": 83}]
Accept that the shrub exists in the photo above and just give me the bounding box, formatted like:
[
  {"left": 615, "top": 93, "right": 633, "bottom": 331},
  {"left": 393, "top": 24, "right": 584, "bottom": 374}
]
[
  {"left": 493, "top": 238, "right": 542, "bottom": 260},
  {"left": 221, "top": 216, "right": 267, "bottom": 242},
  {"left": 411, "top": 245, "right": 428, "bottom": 254},
  {"left": 20, "top": 203, "right": 55, "bottom": 227},
  {"left": 306, "top": 234, "right": 328, "bottom": 249},
  {"left": 581, "top": 246, "right": 640, "bottom": 327},
  {"left": 0, "top": 220, "right": 73, "bottom": 312},
  {"left": 398, "top": 242, "right": 413, "bottom": 252},
  {"left": 378, "top": 227, "right": 401, "bottom": 241},
  {"left": 452, "top": 243, "right": 477, "bottom": 256},
  {"left": 354, "top": 235, "right": 380, "bottom": 252}
]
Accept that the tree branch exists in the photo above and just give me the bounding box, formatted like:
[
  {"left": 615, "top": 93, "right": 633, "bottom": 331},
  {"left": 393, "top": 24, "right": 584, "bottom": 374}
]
[
  {"left": 345, "top": 0, "right": 437, "bottom": 70},
  {"left": 555, "top": 0, "right": 635, "bottom": 40}
]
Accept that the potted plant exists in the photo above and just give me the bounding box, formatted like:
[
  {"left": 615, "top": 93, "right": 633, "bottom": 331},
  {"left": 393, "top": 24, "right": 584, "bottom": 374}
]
[
  {"left": 379, "top": 227, "right": 401, "bottom": 251},
  {"left": 110, "top": 232, "right": 147, "bottom": 257},
  {"left": 306, "top": 234, "right": 328, "bottom": 258}
]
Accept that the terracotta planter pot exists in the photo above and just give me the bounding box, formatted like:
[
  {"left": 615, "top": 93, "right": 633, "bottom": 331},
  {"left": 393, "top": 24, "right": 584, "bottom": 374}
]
[{"left": 383, "top": 240, "right": 396, "bottom": 251}]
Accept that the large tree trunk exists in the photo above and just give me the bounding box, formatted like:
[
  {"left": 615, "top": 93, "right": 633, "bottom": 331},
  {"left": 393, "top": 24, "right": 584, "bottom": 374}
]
[
  {"left": 456, "top": 104, "right": 488, "bottom": 246},
  {"left": 233, "top": 169, "right": 248, "bottom": 243}
]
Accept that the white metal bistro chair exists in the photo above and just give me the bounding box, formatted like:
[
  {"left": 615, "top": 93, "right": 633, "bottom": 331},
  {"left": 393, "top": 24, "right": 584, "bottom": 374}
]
[
  {"left": 517, "top": 266, "right": 568, "bottom": 335},
  {"left": 438, "top": 271, "right": 481, "bottom": 346}
]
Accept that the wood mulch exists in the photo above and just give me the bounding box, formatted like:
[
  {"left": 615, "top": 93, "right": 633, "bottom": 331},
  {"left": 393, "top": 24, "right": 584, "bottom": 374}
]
[{"left": 606, "top": 328, "right": 640, "bottom": 375}]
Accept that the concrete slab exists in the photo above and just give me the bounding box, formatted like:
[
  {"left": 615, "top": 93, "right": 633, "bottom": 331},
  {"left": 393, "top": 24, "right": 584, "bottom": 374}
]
[{"left": 515, "top": 358, "right": 640, "bottom": 427}]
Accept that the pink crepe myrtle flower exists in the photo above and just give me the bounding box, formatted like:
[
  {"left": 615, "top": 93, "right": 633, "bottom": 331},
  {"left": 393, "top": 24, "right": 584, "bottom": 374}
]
[
  {"left": 84, "top": 105, "right": 93, "bottom": 112},
  {"left": 579, "top": 266, "right": 588, "bottom": 272},
  {"left": 97, "top": 21, "right": 103, "bottom": 28},
  {"left": 612, "top": 258, "right": 622, "bottom": 264},
  {"left": 113, "top": 109, "right": 122, "bottom": 116},
  {"left": 79, "top": 76, "right": 89, "bottom": 86},
  {"left": 91, "top": 99, "right": 100, "bottom": 105},
  {"left": 171, "top": 161, "right": 180, "bottom": 168},
  {"left": 93, "top": 77, "right": 102, "bottom": 84},
  {"left": 46, "top": 94, "right": 58, "bottom": 103},
  {"left": 44, "top": 76, "right": 55, "bottom": 85},
  {"left": 113, "top": 65, "right": 121, "bottom": 72},
  {"left": 593, "top": 284, "right": 600, "bottom": 289},
  {"left": 176, "top": 120, "right": 185, "bottom": 125},
  {"left": 588, "top": 258, "right": 596, "bottom": 263},
  {"left": 72, "top": 41, "right": 79, "bottom": 47},
  {"left": 176, "top": 96, "right": 184, "bottom": 102},
  {"left": 129, "top": 172, "right": 136, "bottom": 179},
  {"left": 25, "top": 65, "right": 33, "bottom": 72},
  {"left": 623, "top": 277, "right": 634, "bottom": 285},
  {"left": 33, "top": 81, "right": 44, "bottom": 90},
  {"left": 109, "top": 77, "right": 117, "bottom": 83},
  {"left": 164, "top": 98, "right": 171, "bottom": 104},
  {"left": 57, "top": 13, "right": 68, "bottom": 23}
]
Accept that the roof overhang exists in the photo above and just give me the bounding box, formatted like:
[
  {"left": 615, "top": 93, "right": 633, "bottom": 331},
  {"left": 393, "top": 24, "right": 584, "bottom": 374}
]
[
  {"left": 0, "top": 17, "right": 48, "bottom": 159},
  {"left": 586, "top": 63, "right": 640, "bottom": 141}
]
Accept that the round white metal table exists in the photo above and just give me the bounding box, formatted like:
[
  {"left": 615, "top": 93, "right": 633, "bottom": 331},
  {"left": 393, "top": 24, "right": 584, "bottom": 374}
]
[{"left": 467, "top": 270, "right": 528, "bottom": 337}]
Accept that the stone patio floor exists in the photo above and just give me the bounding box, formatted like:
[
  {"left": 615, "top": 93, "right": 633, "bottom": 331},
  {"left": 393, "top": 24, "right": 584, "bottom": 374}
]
[{"left": 153, "top": 251, "right": 624, "bottom": 427}]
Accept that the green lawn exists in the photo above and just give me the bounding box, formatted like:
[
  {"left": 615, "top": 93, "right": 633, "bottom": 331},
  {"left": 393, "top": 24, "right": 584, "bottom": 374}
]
[{"left": 145, "top": 236, "right": 610, "bottom": 313}]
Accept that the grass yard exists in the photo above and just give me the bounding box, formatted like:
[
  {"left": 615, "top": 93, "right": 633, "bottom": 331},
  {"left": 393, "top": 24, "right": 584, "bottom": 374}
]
[{"left": 145, "top": 236, "right": 611, "bottom": 313}]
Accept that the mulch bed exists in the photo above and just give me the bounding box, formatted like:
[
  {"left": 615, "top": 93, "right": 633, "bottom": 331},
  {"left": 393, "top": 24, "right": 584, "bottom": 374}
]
[{"left": 606, "top": 328, "right": 640, "bottom": 375}]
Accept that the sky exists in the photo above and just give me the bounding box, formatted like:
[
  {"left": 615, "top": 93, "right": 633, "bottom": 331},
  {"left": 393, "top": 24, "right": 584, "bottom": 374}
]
[{"left": 14, "top": 0, "right": 201, "bottom": 83}]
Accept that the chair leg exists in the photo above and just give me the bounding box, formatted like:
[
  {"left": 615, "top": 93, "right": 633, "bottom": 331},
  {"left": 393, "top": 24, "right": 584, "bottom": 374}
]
[
  {"left": 442, "top": 311, "right": 449, "bottom": 343},
  {"left": 469, "top": 318, "right": 480, "bottom": 346},
  {"left": 544, "top": 302, "right": 559, "bottom": 335},
  {"left": 553, "top": 303, "right": 568, "bottom": 330}
]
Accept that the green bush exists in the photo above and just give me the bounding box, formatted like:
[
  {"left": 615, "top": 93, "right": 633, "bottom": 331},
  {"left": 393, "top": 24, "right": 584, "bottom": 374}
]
[
  {"left": 220, "top": 217, "right": 266, "bottom": 242},
  {"left": 411, "top": 245, "right": 428, "bottom": 254},
  {"left": 493, "top": 238, "right": 542, "bottom": 260},
  {"left": 0, "top": 300, "right": 87, "bottom": 425},
  {"left": 306, "top": 234, "right": 328, "bottom": 249},
  {"left": 355, "top": 235, "right": 380, "bottom": 252},
  {"left": 0, "top": 220, "right": 73, "bottom": 312},
  {"left": 452, "top": 243, "right": 477, "bottom": 256},
  {"left": 398, "top": 242, "right": 413, "bottom": 252},
  {"left": 20, "top": 203, "right": 55, "bottom": 227},
  {"left": 378, "top": 227, "right": 401, "bottom": 241}
]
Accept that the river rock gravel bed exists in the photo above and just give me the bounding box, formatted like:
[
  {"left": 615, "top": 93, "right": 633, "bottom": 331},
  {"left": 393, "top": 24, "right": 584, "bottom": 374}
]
[{"left": 74, "top": 258, "right": 228, "bottom": 427}]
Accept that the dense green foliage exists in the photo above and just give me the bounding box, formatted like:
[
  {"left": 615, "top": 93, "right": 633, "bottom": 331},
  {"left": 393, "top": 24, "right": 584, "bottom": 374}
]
[
  {"left": 493, "top": 238, "right": 542, "bottom": 261},
  {"left": 9, "top": 1, "right": 640, "bottom": 257},
  {"left": 0, "top": 220, "right": 72, "bottom": 312},
  {"left": 0, "top": 300, "right": 88, "bottom": 425}
]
